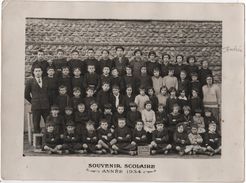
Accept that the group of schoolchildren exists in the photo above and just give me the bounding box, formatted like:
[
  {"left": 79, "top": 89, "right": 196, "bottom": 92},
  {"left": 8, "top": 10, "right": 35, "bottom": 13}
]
[{"left": 31, "top": 46, "right": 221, "bottom": 156}]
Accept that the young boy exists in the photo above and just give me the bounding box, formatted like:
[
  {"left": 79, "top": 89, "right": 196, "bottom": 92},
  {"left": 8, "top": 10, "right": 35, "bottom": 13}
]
[
  {"left": 99, "top": 49, "right": 114, "bottom": 74},
  {"left": 160, "top": 53, "right": 171, "bottom": 77},
  {"left": 43, "top": 122, "right": 62, "bottom": 154},
  {"left": 103, "top": 104, "right": 113, "bottom": 128},
  {"left": 123, "top": 85, "right": 135, "bottom": 112},
  {"left": 150, "top": 121, "right": 172, "bottom": 155},
  {"left": 100, "top": 66, "right": 112, "bottom": 87},
  {"left": 84, "top": 48, "right": 99, "bottom": 74},
  {"left": 131, "top": 121, "right": 148, "bottom": 153},
  {"left": 97, "top": 119, "right": 114, "bottom": 153},
  {"left": 123, "top": 65, "right": 138, "bottom": 95},
  {"left": 64, "top": 106, "right": 74, "bottom": 125},
  {"left": 111, "top": 67, "right": 124, "bottom": 92},
  {"left": 74, "top": 103, "right": 89, "bottom": 135},
  {"left": 84, "top": 87, "right": 96, "bottom": 111},
  {"left": 190, "top": 72, "right": 202, "bottom": 97},
  {"left": 198, "top": 60, "right": 212, "bottom": 86},
  {"left": 112, "top": 46, "right": 129, "bottom": 76},
  {"left": 96, "top": 81, "right": 111, "bottom": 111},
  {"left": 152, "top": 67, "right": 163, "bottom": 95},
  {"left": 83, "top": 64, "right": 100, "bottom": 93},
  {"left": 112, "top": 105, "right": 126, "bottom": 128},
  {"left": 43, "top": 66, "right": 58, "bottom": 106},
  {"left": 55, "top": 85, "right": 71, "bottom": 115},
  {"left": 204, "top": 122, "right": 221, "bottom": 155},
  {"left": 146, "top": 51, "right": 160, "bottom": 76},
  {"left": 163, "top": 67, "right": 178, "bottom": 90},
  {"left": 185, "top": 124, "right": 207, "bottom": 155},
  {"left": 111, "top": 118, "right": 135, "bottom": 155},
  {"left": 126, "top": 102, "right": 142, "bottom": 129},
  {"left": 58, "top": 66, "right": 72, "bottom": 96},
  {"left": 71, "top": 67, "right": 84, "bottom": 97},
  {"left": 109, "top": 85, "right": 124, "bottom": 112},
  {"left": 204, "top": 109, "right": 220, "bottom": 134},
  {"left": 178, "top": 70, "right": 190, "bottom": 98},
  {"left": 46, "top": 105, "right": 65, "bottom": 137},
  {"left": 138, "top": 65, "right": 152, "bottom": 90},
  {"left": 88, "top": 101, "right": 102, "bottom": 128},
  {"left": 67, "top": 50, "right": 86, "bottom": 76},
  {"left": 62, "top": 121, "right": 83, "bottom": 154},
  {"left": 174, "top": 55, "right": 187, "bottom": 80},
  {"left": 82, "top": 120, "right": 103, "bottom": 154},
  {"left": 129, "top": 49, "right": 145, "bottom": 79},
  {"left": 134, "top": 86, "right": 150, "bottom": 112},
  {"left": 189, "top": 89, "right": 203, "bottom": 115},
  {"left": 71, "top": 87, "right": 84, "bottom": 110},
  {"left": 173, "top": 123, "right": 189, "bottom": 155},
  {"left": 52, "top": 49, "right": 68, "bottom": 77}
]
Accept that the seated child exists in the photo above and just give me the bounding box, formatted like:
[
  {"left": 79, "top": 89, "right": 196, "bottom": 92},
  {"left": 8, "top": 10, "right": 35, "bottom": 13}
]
[
  {"left": 103, "top": 104, "right": 113, "bottom": 128},
  {"left": 64, "top": 106, "right": 74, "bottom": 125},
  {"left": 126, "top": 102, "right": 142, "bottom": 129},
  {"left": 88, "top": 101, "right": 102, "bottom": 128},
  {"left": 134, "top": 86, "right": 150, "bottom": 112},
  {"left": 131, "top": 121, "right": 148, "bottom": 155},
  {"left": 96, "top": 81, "right": 111, "bottom": 111},
  {"left": 192, "top": 109, "right": 206, "bottom": 134},
  {"left": 204, "top": 122, "right": 221, "bottom": 155},
  {"left": 155, "top": 104, "right": 168, "bottom": 126},
  {"left": 71, "top": 87, "right": 84, "bottom": 110},
  {"left": 112, "top": 105, "right": 126, "bottom": 129},
  {"left": 111, "top": 118, "right": 135, "bottom": 155},
  {"left": 74, "top": 103, "right": 89, "bottom": 135},
  {"left": 149, "top": 121, "right": 172, "bottom": 155},
  {"left": 182, "top": 105, "right": 192, "bottom": 130},
  {"left": 46, "top": 105, "right": 65, "bottom": 137},
  {"left": 147, "top": 87, "right": 159, "bottom": 112},
  {"left": 55, "top": 85, "right": 71, "bottom": 115},
  {"left": 204, "top": 109, "right": 220, "bottom": 134},
  {"left": 100, "top": 66, "right": 112, "bottom": 86},
  {"left": 141, "top": 101, "right": 156, "bottom": 142},
  {"left": 157, "top": 86, "right": 169, "bottom": 107},
  {"left": 152, "top": 67, "right": 163, "bottom": 95},
  {"left": 82, "top": 120, "right": 103, "bottom": 154},
  {"left": 97, "top": 119, "right": 114, "bottom": 153},
  {"left": 185, "top": 124, "right": 207, "bottom": 155},
  {"left": 109, "top": 85, "right": 124, "bottom": 112},
  {"left": 173, "top": 123, "right": 189, "bottom": 155},
  {"left": 43, "top": 122, "right": 62, "bottom": 154},
  {"left": 62, "top": 121, "right": 83, "bottom": 154}
]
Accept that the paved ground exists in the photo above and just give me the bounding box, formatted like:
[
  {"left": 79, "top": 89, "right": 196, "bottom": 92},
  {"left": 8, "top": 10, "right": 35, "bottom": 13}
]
[{"left": 23, "top": 133, "right": 220, "bottom": 159}]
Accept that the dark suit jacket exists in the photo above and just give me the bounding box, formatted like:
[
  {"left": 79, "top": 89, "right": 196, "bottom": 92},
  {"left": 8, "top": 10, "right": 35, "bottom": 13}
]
[
  {"left": 25, "top": 78, "right": 49, "bottom": 110},
  {"left": 109, "top": 93, "right": 124, "bottom": 111},
  {"left": 112, "top": 56, "right": 129, "bottom": 76}
]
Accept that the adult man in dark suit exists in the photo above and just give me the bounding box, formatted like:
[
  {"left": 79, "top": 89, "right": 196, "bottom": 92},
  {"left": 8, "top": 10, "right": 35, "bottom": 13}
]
[
  {"left": 25, "top": 66, "right": 50, "bottom": 133},
  {"left": 31, "top": 49, "right": 49, "bottom": 77},
  {"left": 112, "top": 46, "right": 129, "bottom": 76}
]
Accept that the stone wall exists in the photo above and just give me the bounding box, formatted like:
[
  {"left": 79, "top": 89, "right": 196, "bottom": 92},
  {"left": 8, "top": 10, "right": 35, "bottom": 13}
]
[{"left": 25, "top": 18, "right": 222, "bottom": 83}]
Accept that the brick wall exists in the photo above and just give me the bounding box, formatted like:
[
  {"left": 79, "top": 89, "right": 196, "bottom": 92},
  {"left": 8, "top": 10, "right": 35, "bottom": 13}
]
[{"left": 25, "top": 18, "right": 222, "bottom": 83}]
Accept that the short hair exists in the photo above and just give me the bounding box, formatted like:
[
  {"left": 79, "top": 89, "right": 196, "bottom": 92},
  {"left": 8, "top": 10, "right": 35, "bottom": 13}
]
[
  {"left": 59, "top": 85, "right": 67, "bottom": 90},
  {"left": 191, "top": 72, "right": 198, "bottom": 77},
  {"left": 134, "top": 49, "right": 142, "bottom": 56},
  {"left": 125, "top": 84, "right": 132, "bottom": 89},
  {"left": 33, "top": 65, "right": 42, "bottom": 70},
  {"left": 162, "top": 53, "right": 171, "bottom": 59},
  {"left": 101, "top": 49, "right": 109, "bottom": 54},
  {"left": 129, "top": 102, "right": 137, "bottom": 107},
  {"left": 77, "top": 103, "right": 85, "bottom": 107},
  {"left": 117, "top": 104, "right": 124, "bottom": 109},
  {"left": 102, "top": 81, "right": 110, "bottom": 86},
  {"left": 169, "top": 87, "right": 177, "bottom": 93},
  {"left": 51, "top": 105, "right": 59, "bottom": 111},
  {"left": 118, "top": 118, "right": 126, "bottom": 122},
  {"left": 140, "top": 65, "right": 147, "bottom": 69},
  {"left": 73, "top": 87, "right": 81, "bottom": 92},
  {"left": 158, "top": 103, "right": 165, "bottom": 108},
  {"left": 73, "top": 67, "right": 81, "bottom": 71},
  {"left": 168, "top": 66, "right": 175, "bottom": 71},
  {"left": 183, "top": 105, "right": 191, "bottom": 111},
  {"left": 172, "top": 104, "right": 180, "bottom": 110},
  {"left": 71, "top": 49, "right": 79, "bottom": 54},
  {"left": 135, "top": 120, "right": 143, "bottom": 125},
  {"left": 144, "top": 100, "right": 152, "bottom": 107},
  {"left": 100, "top": 119, "right": 108, "bottom": 124},
  {"left": 65, "top": 106, "right": 73, "bottom": 111},
  {"left": 86, "top": 120, "right": 95, "bottom": 126},
  {"left": 153, "top": 67, "right": 160, "bottom": 72},
  {"left": 147, "top": 87, "right": 155, "bottom": 94},
  {"left": 57, "top": 49, "right": 64, "bottom": 53},
  {"left": 111, "top": 67, "right": 118, "bottom": 71},
  {"left": 90, "top": 100, "right": 97, "bottom": 106},
  {"left": 112, "top": 85, "right": 120, "bottom": 90},
  {"left": 176, "top": 54, "right": 184, "bottom": 60},
  {"left": 180, "top": 70, "right": 187, "bottom": 75},
  {"left": 160, "top": 86, "right": 168, "bottom": 92},
  {"left": 87, "top": 64, "right": 95, "bottom": 68},
  {"left": 187, "top": 55, "right": 197, "bottom": 63},
  {"left": 148, "top": 51, "right": 156, "bottom": 57},
  {"left": 104, "top": 103, "right": 112, "bottom": 109},
  {"left": 139, "top": 85, "right": 146, "bottom": 90},
  {"left": 115, "top": 46, "right": 124, "bottom": 51},
  {"left": 62, "top": 66, "right": 70, "bottom": 70},
  {"left": 46, "top": 66, "right": 55, "bottom": 71}
]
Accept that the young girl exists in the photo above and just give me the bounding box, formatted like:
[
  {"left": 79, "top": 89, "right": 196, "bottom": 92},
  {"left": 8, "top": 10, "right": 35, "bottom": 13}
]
[
  {"left": 157, "top": 86, "right": 169, "bottom": 107},
  {"left": 178, "top": 89, "right": 189, "bottom": 111},
  {"left": 126, "top": 102, "right": 142, "bottom": 129},
  {"left": 182, "top": 105, "right": 192, "bottom": 130},
  {"left": 198, "top": 60, "right": 212, "bottom": 86},
  {"left": 147, "top": 87, "right": 159, "bottom": 112},
  {"left": 141, "top": 101, "right": 156, "bottom": 142},
  {"left": 173, "top": 123, "right": 189, "bottom": 155},
  {"left": 192, "top": 109, "right": 206, "bottom": 134},
  {"left": 123, "top": 85, "right": 135, "bottom": 112},
  {"left": 152, "top": 67, "right": 163, "bottom": 95},
  {"left": 163, "top": 67, "right": 178, "bottom": 90},
  {"left": 134, "top": 87, "right": 150, "bottom": 112},
  {"left": 160, "top": 53, "right": 171, "bottom": 77},
  {"left": 146, "top": 51, "right": 160, "bottom": 76},
  {"left": 166, "top": 87, "right": 179, "bottom": 114},
  {"left": 155, "top": 104, "right": 168, "bottom": 126}
]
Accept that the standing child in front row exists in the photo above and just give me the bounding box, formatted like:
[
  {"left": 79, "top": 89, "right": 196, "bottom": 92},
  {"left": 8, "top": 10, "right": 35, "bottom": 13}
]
[
  {"left": 150, "top": 121, "right": 172, "bottom": 155},
  {"left": 82, "top": 120, "right": 103, "bottom": 154},
  {"left": 97, "top": 119, "right": 114, "bottom": 153},
  {"left": 130, "top": 121, "right": 148, "bottom": 155},
  {"left": 43, "top": 122, "right": 62, "bottom": 154},
  {"left": 173, "top": 123, "right": 189, "bottom": 155},
  {"left": 55, "top": 85, "right": 71, "bottom": 115},
  {"left": 134, "top": 86, "right": 150, "bottom": 112},
  {"left": 111, "top": 118, "right": 135, "bottom": 155},
  {"left": 157, "top": 86, "right": 169, "bottom": 107},
  {"left": 141, "top": 101, "right": 156, "bottom": 142}
]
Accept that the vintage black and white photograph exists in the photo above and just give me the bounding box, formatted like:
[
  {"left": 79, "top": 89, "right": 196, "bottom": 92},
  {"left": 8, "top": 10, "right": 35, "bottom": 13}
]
[{"left": 24, "top": 18, "right": 222, "bottom": 157}]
